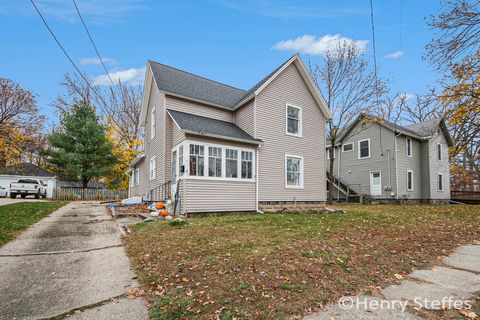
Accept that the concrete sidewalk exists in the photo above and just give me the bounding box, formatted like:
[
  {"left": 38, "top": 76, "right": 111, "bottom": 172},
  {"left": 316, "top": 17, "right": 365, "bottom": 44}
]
[
  {"left": 305, "top": 241, "right": 480, "bottom": 319},
  {"left": 0, "top": 202, "right": 148, "bottom": 320}
]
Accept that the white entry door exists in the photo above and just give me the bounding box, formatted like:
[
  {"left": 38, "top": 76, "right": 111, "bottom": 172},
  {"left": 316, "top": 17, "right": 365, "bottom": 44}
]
[{"left": 370, "top": 171, "right": 382, "bottom": 196}]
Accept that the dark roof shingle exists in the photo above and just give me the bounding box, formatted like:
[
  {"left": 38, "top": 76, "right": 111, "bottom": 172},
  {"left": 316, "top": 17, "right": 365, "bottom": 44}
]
[
  {"left": 167, "top": 109, "right": 261, "bottom": 144},
  {"left": 0, "top": 163, "right": 55, "bottom": 177}
]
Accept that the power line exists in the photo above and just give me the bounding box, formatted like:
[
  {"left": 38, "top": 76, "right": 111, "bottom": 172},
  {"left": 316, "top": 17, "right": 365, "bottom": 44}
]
[
  {"left": 71, "top": 0, "right": 116, "bottom": 88},
  {"left": 369, "top": 0, "right": 379, "bottom": 104},
  {"left": 30, "top": 0, "right": 129, "bottom": 140}
]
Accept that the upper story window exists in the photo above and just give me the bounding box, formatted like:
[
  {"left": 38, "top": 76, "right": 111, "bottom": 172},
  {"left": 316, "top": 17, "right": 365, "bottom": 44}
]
[
  {"left": 406, "top": 138, "right": 412, "bottom": 157},
  {"left": 343, "top": 143, "right": 354, "bottom": 152},
  {"left": 358, "top": 139, "right": 370, "bottom": 159},
  {"left": 407, "top": 169, "right": 414, "bottom": 191},
  {"left": 149, "top": 156, "right": 156, "bottom": 180},
  {"left": 151, "top": 107, "right": 156, "bottom": 139},
  {"left": 208, "top": 147, "right": 222, "bottom": 177},
  {"left": 326, "top": 146, "right": 336, "bottom": 159},
  {"left": 437, "top": 143, "right": 442, "bottom": 160},
  {"left": 226, "top": 149, "right": 238, "bottom": 178},
  {"left": 286, "top": 104, "right": 302, "bottom": 137},
  {"left": 285, "top": 155, "right": 303, "bottom": 188},
  {"left": 189, "top": 144, "right": 204, "bottom": 176},
  {"left": 135, "top": 168, "right": 140, "bottom": 185},
  {"left": 241, "top": 151, "right": 253, "bottom": 179}
]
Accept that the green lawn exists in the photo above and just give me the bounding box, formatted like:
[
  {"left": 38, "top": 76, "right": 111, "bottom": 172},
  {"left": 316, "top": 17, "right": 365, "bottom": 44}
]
[
  {"left": 0, "top": 201, "right": 66, "bottom": 245},
  {"left": 125, "top": 204, "right": 480, "bottom": 320}
]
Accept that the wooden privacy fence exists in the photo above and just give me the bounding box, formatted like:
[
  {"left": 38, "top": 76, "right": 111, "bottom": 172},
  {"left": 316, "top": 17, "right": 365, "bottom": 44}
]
[
  {"left": 52, "top": 188, "right": 128, "bottom": 201},
  {"left": 451, "top": 191, "right": 480, "bottom": 204}
]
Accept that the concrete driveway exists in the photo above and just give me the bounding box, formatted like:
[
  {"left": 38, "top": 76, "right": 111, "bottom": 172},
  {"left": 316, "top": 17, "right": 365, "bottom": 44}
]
[{"left": 0, "top": 202, "right": 148, "bottom": 320}]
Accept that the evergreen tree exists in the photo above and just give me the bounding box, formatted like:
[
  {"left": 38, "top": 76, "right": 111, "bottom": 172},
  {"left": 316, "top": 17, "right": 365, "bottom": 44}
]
[{"left": 44, "top": 100, "right": 117, "bottom": 188}]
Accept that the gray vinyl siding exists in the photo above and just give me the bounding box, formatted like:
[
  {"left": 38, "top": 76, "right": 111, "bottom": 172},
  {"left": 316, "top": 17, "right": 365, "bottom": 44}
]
[
  {"left": 234, "top": 99, "right": 255, "bottom": 136},
  {"left": 428, "top": 130, "right": 451, "bottom": 199},
  {"left": 396, "top": 136, "right": 423, "bottom": 199},
  {"left": 336, "top": 122, "right": 397, "bottom": 198},
  {"left": 183, "top": 179, "right": 256, "bottom": 212},
  {"left": 165, "top": 95, "right": 233, "bottom": 122},
  {"left": 255, "top": 63, "right": 326, "bottom": 202},
  {"left": 172, "top": 119, "right": 185, "bottom": 147}
]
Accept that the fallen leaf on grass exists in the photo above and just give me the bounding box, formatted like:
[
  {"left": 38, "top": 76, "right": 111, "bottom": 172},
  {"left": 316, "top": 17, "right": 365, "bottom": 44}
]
[{"left": 459, "top": 310, "right": 478, "bottom": 319}]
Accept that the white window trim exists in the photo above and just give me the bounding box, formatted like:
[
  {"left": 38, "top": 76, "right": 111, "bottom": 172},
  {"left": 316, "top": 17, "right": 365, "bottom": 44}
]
[
  {"left": 326, "top": 146, "right": 336, "bottom": 159},
  {"left": 369, "top": 171, "right": 382, "bottom": 196},
  {"left": 285, "top": 103, "right": 303, "bottom": 137},
  {"left": 406, "top": 138, "right": 412, "bottom": 157},
  {"left": 358, "top": 138, "right": 371, "bottom": 159},
  {"left": 438, "top": 173, "right": 444, "bottom": 191},
  {"left": 437, "top": 143, "right": 442, "bottom": 161},
  {"left": 181, "top": 140, "right": 255, "bottom": 183},
  {"left": 342, "top": 142, "right": 354, "bottom": 153},
  {"left": 285, "top": 154, "right": 304, "bottom": 189},
  {"left": 406, "top": 169, "right": 414, "bottom": 191},
  {"left": 135, "top": 168, "right": 140, "bottom": 185},
  {"left": 149, "top": 156, "right": 156, "bottom": 180},
  {"left": 150, "top": 107, "right": 156, "bottom": 140}
]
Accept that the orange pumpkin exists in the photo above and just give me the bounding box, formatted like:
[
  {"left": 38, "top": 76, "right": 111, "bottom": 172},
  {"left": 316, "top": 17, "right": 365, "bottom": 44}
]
[
  {"left": 161, "top": 210, "right": 169, "bottom": 217},
  {"left": 155, "top": 202, "right": 164, "bottom": 210}
]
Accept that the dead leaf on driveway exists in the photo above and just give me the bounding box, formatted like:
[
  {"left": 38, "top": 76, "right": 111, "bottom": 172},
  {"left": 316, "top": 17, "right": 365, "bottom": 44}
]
[{"left": 125, "top": 287, "right": 144, "bottom": 299}]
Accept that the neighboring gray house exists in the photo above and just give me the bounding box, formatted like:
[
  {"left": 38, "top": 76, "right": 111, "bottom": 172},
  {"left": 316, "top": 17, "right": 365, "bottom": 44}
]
[
  {"left": 327, "top": 114, "right": 454, "bottom": 202},
  {"left": 129, "top": 54, "right": 332, "bottom": 213}
]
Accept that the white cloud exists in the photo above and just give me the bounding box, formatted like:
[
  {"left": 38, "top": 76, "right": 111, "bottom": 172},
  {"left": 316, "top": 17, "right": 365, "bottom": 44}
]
[
  {"left": 80, "top": 57, "right": 116, "bottom": 66},
  {"left": 273, "top": 34, "right": 368, "bottom": 56},
  {"left": 402, "top": 92, "right": 414, "bottom": 101},
  {"left": 93, "top": 67, "right": 146, "bottom": 86},
  {"left": 385, "top": 50, "right": 404, "bottom": 59}
]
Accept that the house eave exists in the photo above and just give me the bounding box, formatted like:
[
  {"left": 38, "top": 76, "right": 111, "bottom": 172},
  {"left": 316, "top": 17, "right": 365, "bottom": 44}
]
[{"left": 183, "top": 129, "right": 263, "bottom": 146}]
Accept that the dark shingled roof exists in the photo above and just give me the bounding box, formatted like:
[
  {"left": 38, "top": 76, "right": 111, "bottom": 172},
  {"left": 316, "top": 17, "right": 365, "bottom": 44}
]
[
  {"left": 0, "top": 163, "right": 55, "bottom": 177},
  {"left": 149, "top": 55, "right": 297, "bottom": 109},
  {"left": 167, "top": 109, "right": 262, "bottom": 144}
]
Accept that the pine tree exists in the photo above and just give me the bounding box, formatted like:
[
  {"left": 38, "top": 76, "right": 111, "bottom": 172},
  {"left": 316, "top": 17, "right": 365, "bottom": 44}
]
[{"left": 44, "top": 100, "right": 117, "bottom": 188}]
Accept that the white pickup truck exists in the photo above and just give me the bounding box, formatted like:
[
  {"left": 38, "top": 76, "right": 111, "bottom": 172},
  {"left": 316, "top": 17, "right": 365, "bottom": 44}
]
[{"left": 10, "top": 179, "right": 48, "bottom": 199}]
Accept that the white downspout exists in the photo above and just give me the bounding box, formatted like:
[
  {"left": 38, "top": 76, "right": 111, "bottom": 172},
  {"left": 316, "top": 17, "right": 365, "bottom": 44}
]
[
  {"left": 256, "top": 147, "right": 263, "bottom": 213},
  {"left": 394, "top": 132, "right": 401, "bottom": 199}
]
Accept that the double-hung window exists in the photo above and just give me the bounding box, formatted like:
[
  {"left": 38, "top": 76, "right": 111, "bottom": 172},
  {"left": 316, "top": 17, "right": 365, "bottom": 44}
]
[
  {"left": 358, "top": 139, "right": 370, "bottom": 159},
  {"left": 407, "top": 169, "right": 414, "bottom": 191},
  {"left": 226, "top": 149, "right": 238, "bottom": 178},
  {"left": 406, "top": 138, "right": 412, "bottom": 157},
  {"left": 438, "top": 173, "right": 443, "bottom": 191},
  {"left": 151, "top": 107, "right": 156, "bottom": 139},
  {"left": 208, "top": 147, "right": 222, "bottom": 177},
  {"left": 437, "top": 143, "right": 442, "bottom": 160},
  {"left": 241, "top": 151, "right": 253, "bottom": 179},
  {"left": 149, "top": 157, "right": 156, "bottom": 180},
  {"left": 286, "top": 104, "right": 302, "bottom": 136},
  {"left": 179, "top": 146, "right": 184, "bottom": 175},
  {"left": 189, "top": 144, "right": 204, "bottom": 176},
  {"left": 285, "top": 155, "right": 303, "bottom": 188}
]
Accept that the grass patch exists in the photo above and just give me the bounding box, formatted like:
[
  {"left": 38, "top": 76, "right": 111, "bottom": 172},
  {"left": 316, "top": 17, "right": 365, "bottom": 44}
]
[
  {"left": 0, "top": 201, "right": 66, "bottom": 245},
  {"left": 124, "top": 204, "right": 480, "bottom": 319}
]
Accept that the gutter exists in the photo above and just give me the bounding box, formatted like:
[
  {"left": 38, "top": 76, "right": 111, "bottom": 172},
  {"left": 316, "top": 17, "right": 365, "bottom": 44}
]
[{"left": 182, "top": 129, "right": 263, "bottom": 146}]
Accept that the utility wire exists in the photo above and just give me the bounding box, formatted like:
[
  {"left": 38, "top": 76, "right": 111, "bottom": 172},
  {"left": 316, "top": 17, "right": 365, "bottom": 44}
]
[
  {"left": 30, "top": 0, "right": 128, "bottom": 140},
  {"left": 369, "top": 0, "right": 379, "bottom": 105},
  {"left": 72, "top": 0, "right": 116, "bottom": 88}
]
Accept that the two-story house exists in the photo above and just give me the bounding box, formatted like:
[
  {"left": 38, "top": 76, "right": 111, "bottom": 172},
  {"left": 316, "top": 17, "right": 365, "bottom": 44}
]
[
  {"left": 129, "top": 54, "right": 332, "bottom": 213},
  {"left": 326, "top": 113, "right": 454, "bottom": 203}
]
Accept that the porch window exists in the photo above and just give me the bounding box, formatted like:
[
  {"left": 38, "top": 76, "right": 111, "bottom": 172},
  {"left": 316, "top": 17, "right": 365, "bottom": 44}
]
[
  {"left": 286, "top": 104, "right": 302, "bottom": 136},
  {"left": 208, "top": 147, "right": 222, "bottom": 177},
  {"left": 286, "top": 155, "right": 303, "bottom": 188},
  {"left": 189, "top": 144, "right": 204, "bottom": 176},
  {"left": 241, "top": 151, "right": 253, "bottom": 179},
  {"left": 179, "top": 146, "right": 184, "bottom": 176},
  {"left": 226, "top": 149, "right": 238, "bottom": 178}
]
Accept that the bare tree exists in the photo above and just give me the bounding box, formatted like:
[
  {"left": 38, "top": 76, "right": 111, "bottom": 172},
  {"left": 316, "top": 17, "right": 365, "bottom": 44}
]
[
  {"left": 0, "top": 78, "right": 45, "bottom": 167},
  {"left": 401, "top": 90, "right": 443, "bottom": 124},
  {"left": 309, "top": 40, "right": 384, "bottom": 203},
  {"left": 372, "top": 92, "right": 408, "bottom": 124}
]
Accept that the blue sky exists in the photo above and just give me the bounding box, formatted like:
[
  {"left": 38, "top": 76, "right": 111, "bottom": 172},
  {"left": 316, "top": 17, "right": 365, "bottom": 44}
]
[{"left": 0, "top": 0, "right": 441, "bottom": 126}]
